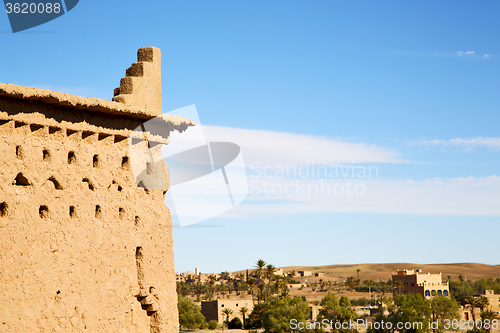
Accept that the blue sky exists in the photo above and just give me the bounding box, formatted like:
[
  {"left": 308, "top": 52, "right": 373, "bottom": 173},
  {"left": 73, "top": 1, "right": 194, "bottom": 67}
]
[{"left": 1, "top": 1, "right": 499, "bottom": 273}]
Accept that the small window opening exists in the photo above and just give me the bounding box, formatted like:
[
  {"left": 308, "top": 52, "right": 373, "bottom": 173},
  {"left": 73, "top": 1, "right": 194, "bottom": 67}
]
[
  {"left": 67, "top": 129, "right": 78, "bottom": 136},
  {"left": 15, "top": 121, "right": 26, "bottom": 128},
  {"left": 136, "top": 246, "right": 143, "bottom": 259},
  {"left": 82, "top": 131, "right": 93, "bottom": 139},
  {"left": 119, "top": 207, "right": 125, "bottom": 219},
  {"left": 121, "top": 156, "right": 130, "bottom": 169},
  {"left": 69, "top": 206, "right": 76, "bottom": 218},
  {"left": 118, "top": 185, "right": 123, "bottom": 192},
  {"left": 95, "top": 205, "right": 102, "bottom": 218},
  {"left": 39, "top": 205, "right": 49, "bottom": 218},
  {"left": 68, "top": 151, "right": 76, "bottom": 164},
  {"left": 48, "top": 176, "right": 63, "bottom": 190},
  {"left": 98, "top": 133, "right": 110, "bottom": 141},
  {"left": 93, "top": 155, "right": 99, "bottom": 168},
  {"left": 114, "top": 135, "right": 127, "bottom": 143},
  {"left": 16, "top": 145, "right": 23, "bottom": 159},
  {"left": 30, "top": 124, "right": 44, "bottom": 132},
  {"left": 13, "top": 173, "right": 31, "bottom": 186},
  {"left": 0, "top": 202, "right": 8, "bottom": 217},
  {"left": 49, "top": 126, "right": 61, "bottom": 135},
  {"left": 82, "top": 178, "right": 95, "bottom": 191},
  {"left": 43, "top": 149, "right": 51, "bottom": 161},
  {"left": 137, "top": 181, "right": 150, "bottom": 194}
]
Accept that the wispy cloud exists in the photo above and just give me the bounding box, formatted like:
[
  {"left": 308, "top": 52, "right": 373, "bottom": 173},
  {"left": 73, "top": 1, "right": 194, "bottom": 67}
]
[
  {"left": 408, "top": 137, "right": 500, "bottom": 150},
  {"left": 201, "top": 126, "right": 405, "bottom": 166},
  {"left": 456, "top": 51, "right": 475, "bottom": 56},
  {"left": 389, "top": 50, "right": 490, "bottom": 59},
  {"left": 165, "top": 122, "right": 500, "bottom": 220}
]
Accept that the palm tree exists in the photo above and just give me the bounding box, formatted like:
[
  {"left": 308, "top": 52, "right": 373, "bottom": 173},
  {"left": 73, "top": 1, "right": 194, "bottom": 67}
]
[
  {"left": 356, "top": 269, "right": 361, "bottom": 280},
  {"left": 222, "top": 308, "right": 233, "bottom": 323},
  {"left": 255, "top": 259, "right": 266, "bottom": 281},
  {"left": 257, "top": 284, "right": 265, "bottom": 302},
  {"left": 265, "top": 264, "right": 276, "bottom": 281},
  {"left": 247, "top": 278, "right": 256, "bottom": 303},
  {"left": 481, "top": 310, "right": 499, "bottom": 333},
  {"left": 467, "top": 297, "right": 479, "bottom": 325},
  {"left": 240, "top": 307, "right": 248, "bottom": 328},
  {"left": 220, "top": 284, "right": 227, "bottom": 298},
  {"left": 265, "top": 264, "right": 276, "bottom": 297},
  {"left": 274, "top": 274, "right": 283, "bottom": 294},
  {"left": 477, "top": 296, "right": 489, "bottom": 313}
]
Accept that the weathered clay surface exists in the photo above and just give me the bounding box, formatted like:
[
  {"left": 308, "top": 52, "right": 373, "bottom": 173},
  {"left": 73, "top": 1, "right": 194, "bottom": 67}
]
[{"left": 0, "top": 47, "right": 190, "bottom": 332}]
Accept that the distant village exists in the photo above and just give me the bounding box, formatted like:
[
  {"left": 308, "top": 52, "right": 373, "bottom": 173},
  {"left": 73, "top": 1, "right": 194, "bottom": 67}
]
[{"left": 176, "top": 262, "right": 500, "bottom": 331}]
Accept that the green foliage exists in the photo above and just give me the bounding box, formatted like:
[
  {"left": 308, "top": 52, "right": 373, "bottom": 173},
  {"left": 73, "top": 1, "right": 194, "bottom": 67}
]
[
  {"left": 431, "top": 296, "right": 460, "bottom": 333},
  {"left": 222, "top": 308, "right": 233, "bottom": 322},
  {"left": 317, "top": 293, "right": 357, "bottom": 333},
  {"left": 228, "top": 316, "right": 243, "bottom": 329},
  {"left": 208, "top": 320, "right": 218, "bottom": 330},
  {"left": 248, "top": 300, "right": 273, "bottom": 328},
  {"left": 177, "top": 294, "right": 206, "bottom": 330},
  {"left": 260, "top": 296, "right": 311, "bottom": 333},
  {"left": 351, "top": 297, "right": 377, "bottom": 306},
  {"left": 345, "top": 276, "right": 360, "bottom": 290},
  {"left": 368, "top": 294, "right": 460, "bottom": 333},
  {"left": 449, "top": 279, "right": 500, "bottom": 302},
  {"left": 394, "top": 293, "right": 431, "bottom": 333}
]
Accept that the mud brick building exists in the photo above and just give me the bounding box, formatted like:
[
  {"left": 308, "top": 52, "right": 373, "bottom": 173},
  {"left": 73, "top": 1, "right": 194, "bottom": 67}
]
[
  {"left": 0, "top": 47, "right": 193, "bottom": 332},
  {"left": 392, "top": 269, "right": 450, "bottom": 299}
]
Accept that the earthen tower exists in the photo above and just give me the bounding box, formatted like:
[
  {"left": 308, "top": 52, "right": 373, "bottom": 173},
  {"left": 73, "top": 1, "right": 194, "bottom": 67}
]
[{"left": 0, "top": 47, "right": 193, "bottom": 332}]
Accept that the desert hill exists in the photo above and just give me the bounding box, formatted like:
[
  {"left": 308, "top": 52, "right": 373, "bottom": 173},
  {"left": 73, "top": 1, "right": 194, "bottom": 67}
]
[{"left": 234, "top": 263, "right": 500, "bottom": 282}]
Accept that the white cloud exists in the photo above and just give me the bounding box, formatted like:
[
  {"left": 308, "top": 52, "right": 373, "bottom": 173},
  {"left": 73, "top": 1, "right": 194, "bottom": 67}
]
[
  {"left": 164, "top": 123, "right": 500, "bottom": 220},
  {"left": 483, "top": 54, "right": 491, "bottom": 58},
  {"left": 456, "top": 51, "right": 475, "bottom": 56},
  {"left": 201, "top": 125, "right": 405, "bottom": 166},
  {"left": 408, "top": 137, "right": 500, "bottom": 150}
]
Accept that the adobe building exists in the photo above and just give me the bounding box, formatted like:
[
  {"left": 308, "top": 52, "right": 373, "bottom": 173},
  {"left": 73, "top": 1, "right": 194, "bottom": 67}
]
[
  {"left": 460, "top": 290, "right": 500, "bottom": 321},
  {"left": 0, "top": 47, "right": 194, "bottom": 332},
  {"left": 392, "top": 269, "right": 449, "bottom": 299},
  {"left": 201, "top": 299, "right": 254, "bottom": 324},
  {"left": 298, "top": 270, "right": 312, "bottom": 277}
]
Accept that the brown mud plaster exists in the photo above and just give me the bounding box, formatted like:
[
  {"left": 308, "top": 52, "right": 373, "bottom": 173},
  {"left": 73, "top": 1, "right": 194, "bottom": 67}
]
[{"left": 0, "top": 47, "right": 194, "bottom": 332}]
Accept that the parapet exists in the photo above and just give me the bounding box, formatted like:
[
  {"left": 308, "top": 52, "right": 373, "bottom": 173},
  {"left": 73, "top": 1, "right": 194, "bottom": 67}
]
[{"left": 113, "top": 47, "right": 162, "bottom": 117}]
